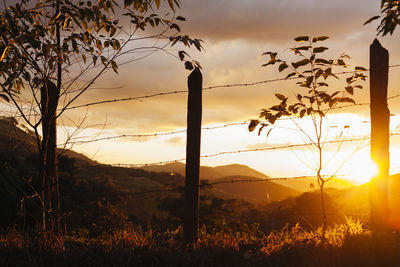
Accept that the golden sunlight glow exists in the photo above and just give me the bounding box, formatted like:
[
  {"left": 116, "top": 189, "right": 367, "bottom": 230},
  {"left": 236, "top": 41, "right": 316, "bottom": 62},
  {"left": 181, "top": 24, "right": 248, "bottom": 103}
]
[{"left": 346, "top": 157, "right": 378, "bottom": 184}]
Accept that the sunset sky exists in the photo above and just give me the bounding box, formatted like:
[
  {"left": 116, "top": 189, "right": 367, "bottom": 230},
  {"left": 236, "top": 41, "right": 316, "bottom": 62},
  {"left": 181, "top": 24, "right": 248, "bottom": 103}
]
[{"left": 2, "top": 0, "right": 400, "bottom": 184}]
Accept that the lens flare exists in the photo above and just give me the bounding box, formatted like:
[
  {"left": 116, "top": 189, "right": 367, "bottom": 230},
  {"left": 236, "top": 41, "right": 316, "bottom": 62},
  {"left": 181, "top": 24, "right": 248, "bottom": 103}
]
[{"left": 348, "top": 157, "right": 378, "bottom": 184}]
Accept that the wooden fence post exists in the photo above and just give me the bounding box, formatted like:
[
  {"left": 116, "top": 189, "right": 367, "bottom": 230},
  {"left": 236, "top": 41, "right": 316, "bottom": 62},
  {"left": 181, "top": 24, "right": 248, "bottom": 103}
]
[
  {"left": 369, "top": 39, "right": 390, "bottom": 231},
  {"left": 183, "top": 68, "right": 202, "bottom": 243}
]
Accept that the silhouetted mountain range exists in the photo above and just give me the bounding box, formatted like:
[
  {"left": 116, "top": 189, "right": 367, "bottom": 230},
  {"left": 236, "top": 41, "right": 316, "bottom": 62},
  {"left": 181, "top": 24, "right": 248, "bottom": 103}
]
[
  {"left": 141, "top": 162, "right": 354, "bottom": 192},
  {"left": 2, "top": 116, "right": 400, "bottom": 229}
]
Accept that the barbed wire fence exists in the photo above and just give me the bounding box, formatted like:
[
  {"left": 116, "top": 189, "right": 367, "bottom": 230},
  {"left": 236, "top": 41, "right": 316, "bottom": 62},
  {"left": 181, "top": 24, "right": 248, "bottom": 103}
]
[{"left": 2, "top": 64, "right": 400, "bottom": 201}]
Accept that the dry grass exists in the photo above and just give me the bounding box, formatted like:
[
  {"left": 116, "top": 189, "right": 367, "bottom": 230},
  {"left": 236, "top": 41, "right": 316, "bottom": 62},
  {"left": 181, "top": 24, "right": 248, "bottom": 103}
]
[{"left": 0, "top": 219, "right": 399, "bottom": 266}]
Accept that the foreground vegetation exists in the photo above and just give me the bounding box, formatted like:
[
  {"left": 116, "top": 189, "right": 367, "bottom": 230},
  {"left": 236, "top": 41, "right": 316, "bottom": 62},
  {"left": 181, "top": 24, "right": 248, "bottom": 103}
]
[
  {"left": 1, "top": 118, "right": 400, "bottom": 266},
  {"left": 1, "top": 219, "right": 400, "bottom": 267}
]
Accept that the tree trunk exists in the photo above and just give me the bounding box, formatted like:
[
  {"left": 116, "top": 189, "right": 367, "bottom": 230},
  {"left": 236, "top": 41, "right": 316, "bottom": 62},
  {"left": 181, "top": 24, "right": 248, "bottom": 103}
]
[{"left": 40, "top": 80, "right": 60, "bottom": 232}]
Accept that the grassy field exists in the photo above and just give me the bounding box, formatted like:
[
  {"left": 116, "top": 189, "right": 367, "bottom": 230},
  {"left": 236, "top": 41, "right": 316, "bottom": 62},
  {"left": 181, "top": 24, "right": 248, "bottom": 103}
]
[{"left": 1, "top": 219, "right": 399, "bottom": 267}]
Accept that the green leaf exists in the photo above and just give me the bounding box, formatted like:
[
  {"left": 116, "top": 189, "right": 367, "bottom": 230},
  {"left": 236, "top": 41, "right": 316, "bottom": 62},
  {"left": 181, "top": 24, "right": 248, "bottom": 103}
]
[
  {"left": 313, "top": 47, "right": 328, "bottom": 53},
  {"left": 262, "top": 52, "right": 278, "bottom": 66},
  {"left": 300, "top": 109, "right": 306, "bottom": 118},
  {"left": 312, "top": 36, "right": 329, "bottom": 42},
  {"left": 101, "top": 56, "right": 107, "bottom": 66},
  {"left": 170, "top": 23, "right": 181, "bottom": 32},
  {"left": 337, "top": 59, "right": 347, "bottom": 66},
  {"left": 345, "top": 86, "right": 354, "bottom": 95},
  {"left": 363, "top": 15, "right": 380, "bottom": 25},
  {"left": 340, "top": 97, "right": 356, "bottom": 104},
  {"left": 155, "top": 0, "right": 160, "bottom": 9},
  {"left": 176, "top": 16, "right": 185, "bottom": 21},
  {"left": 294, "top": 36, "right": 309, "bottom": 42},
  {"left": 292, "top": 59, "right": 310, "bottom": 69},
  {"left": 331, "top": 91, "right": 340, "bottom": 98},
  {"left": 275, "top": 93, "right": 286, "bottom": 100},
  {"left": 111, "top": 60, "right": 118, "bottom": 73},
  {"left": 110, "top": 26, "right": 116, "bottom": 37},
  {"left": 291, "top": 46, "right": 311, "bottom": 54},
  {"left": 355, "top": 66, "right": 367, "bottom": 71},
  {"left": 178, "top": 50, "right": 189, "bottom": 61},
  {"left": 258, "top": 125, "right": 265, "bottom": 136},
  {"left": 270, "top": 105, "right": 281, "bottom": 111},
  {"left": 268, "top": 115, "right": 277, "bottom": 124},
  {"left": 296, "top": 46, "right": 311, "bottom": 51},
  {"left": 285, "top": 72, "right": 296, "bottom": 79},
  {"left": 315, "top": 58, "right": 330, "bottom": 65},
  {"left": 92, "top": 55, "right": 98, "bottom": 66},
  {"left": 248, "top": 120, "right": 259, "bottom": 132},
  {"left": 0, "top": 94, "right": 9, "bottom": 102},
  {"left": 318, "top": 82, "right": 329, "bottom": 87},
  {"left": 278, "top": 63, "right": 288, "bottom": 72}
]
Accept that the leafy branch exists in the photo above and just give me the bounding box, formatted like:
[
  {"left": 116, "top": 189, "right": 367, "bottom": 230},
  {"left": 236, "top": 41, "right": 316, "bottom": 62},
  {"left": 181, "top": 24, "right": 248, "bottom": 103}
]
[
  {"left": 249, "top": 36, "right": 367, "bottom": 136},
  {"left": 364, "top": 0, "right": 400, "bottom": 36},
  {"left": 248, "top": 35, "right": 367, "bottom": 235}
]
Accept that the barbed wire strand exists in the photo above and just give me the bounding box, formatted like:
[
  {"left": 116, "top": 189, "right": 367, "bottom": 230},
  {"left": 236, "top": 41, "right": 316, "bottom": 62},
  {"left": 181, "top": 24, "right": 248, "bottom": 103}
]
[
  {"left": 62, "top": 122, "right": 248, "bottom": 145},
  {"left": 108, "top": 174, "right": 356, "bottom": 198},
  {"left": 103, "top": 175, "right": 317, "bottom": 198},
  {"left": 63, "top": 64, "right": 400, "bottom": 111},
  {"left": 83, "top": 134, "right": 388, "bottom": 168},
  {"left": 61, "top": 102, "right": 400, "bottom": 146},
  {"left": 4, "top": 64, "right": 400, "bottom": 122},
  {"left": 89, "top": 130, "right": 400, "bottom": 168}
]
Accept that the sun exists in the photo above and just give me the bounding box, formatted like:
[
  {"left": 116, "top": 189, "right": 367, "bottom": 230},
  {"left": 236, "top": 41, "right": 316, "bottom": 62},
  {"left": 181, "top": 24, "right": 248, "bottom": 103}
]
[{"left": 346, "top": 156, "right": 378, "bottom": 184}]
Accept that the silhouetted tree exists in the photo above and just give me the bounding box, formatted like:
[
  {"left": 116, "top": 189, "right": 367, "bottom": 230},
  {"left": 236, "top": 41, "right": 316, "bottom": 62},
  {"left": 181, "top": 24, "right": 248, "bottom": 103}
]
[
  {"left": 0, "top": 0, "right": 201, "bottom": 233},
  {"left": 249, "top": 36, "right": 366, "bottom": 235}
]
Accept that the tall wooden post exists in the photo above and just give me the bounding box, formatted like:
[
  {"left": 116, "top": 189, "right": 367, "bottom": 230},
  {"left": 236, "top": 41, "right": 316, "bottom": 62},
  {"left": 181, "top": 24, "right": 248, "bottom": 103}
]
[
  {"left": 369, "top": 39, "right": 390, "bottom": 231},
  {"left": 183, "top": 68, "right": 202, "bottom": 243}
]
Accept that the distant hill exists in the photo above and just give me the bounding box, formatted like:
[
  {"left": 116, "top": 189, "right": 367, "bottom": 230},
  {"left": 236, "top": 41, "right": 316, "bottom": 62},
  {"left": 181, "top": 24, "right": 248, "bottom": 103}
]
[
  {"left": 141, "top": 162, "right": 223, "bottom": 180},
  {"left": 0, "top": 117, "right": 280, "bottom": 225},
  {"left": 212, "top": 175, "right": 301, "bottom": 202},
  {"left": 212, "top": 164, "right": 269, "bottom": 179},
  {"left": 273, "top": 176, "right": 354, "bottom": 192},
  {"left": 0, "top": 116, "right": 97, "bottom": 166},
  {"left": 141, "top": 162, "right": 269, "bottom": 180},
  {"left": 9, "top": 116, "right": 400, "bottom": 230},
  {"left": 141, "top": 162, "right": 356, "bottom": 192},
  {"left": 328, "top": 174, "right": 400, "bottom": 224},
  {"left": 0, "top": 117, "right": 184, "bottom": 225}
]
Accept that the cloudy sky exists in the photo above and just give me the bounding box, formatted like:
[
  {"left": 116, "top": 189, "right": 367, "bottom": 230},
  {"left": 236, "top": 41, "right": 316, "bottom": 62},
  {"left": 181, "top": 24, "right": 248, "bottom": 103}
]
[{"left": 3, "top": 0, "right": 400, "bottom": 183}]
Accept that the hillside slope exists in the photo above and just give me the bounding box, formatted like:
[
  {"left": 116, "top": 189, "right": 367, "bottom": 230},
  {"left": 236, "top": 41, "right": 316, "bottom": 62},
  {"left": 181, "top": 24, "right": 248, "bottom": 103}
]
[
  {"left": 273, "top": 176, "right": 354, "bottom": 192},
  {"left": 0, "top": 117, "right": 274, "bottom": 226},
  {"left": 212, "top": 175, "right": 301, "bottom": 202},
  {"left": 141, "top": 162, "right": 269, "bottom": 180}
]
